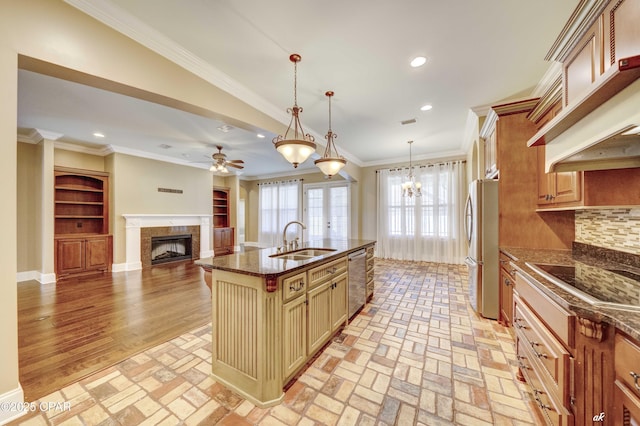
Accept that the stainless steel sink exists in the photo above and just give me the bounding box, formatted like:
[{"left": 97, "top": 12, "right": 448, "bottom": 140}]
[{"left": 269, "top": 248, "right": 336, "bottom": 260}]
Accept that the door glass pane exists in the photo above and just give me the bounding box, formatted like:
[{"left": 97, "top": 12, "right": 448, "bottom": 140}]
[
  {"left": 307, "top": 188, "right": 324, "bottom": 241},
  {"left": 329, "top": 186, "right": 348, "bottom": 239}
]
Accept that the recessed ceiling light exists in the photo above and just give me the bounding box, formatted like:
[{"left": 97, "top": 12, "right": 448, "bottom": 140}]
[
  {"left": 217, "top": 125, "right": 234, "bottom": 133},
  {"left": 93, "top": 132, "right": 105, "bottom": 138},
  {"left": 159, "top": 144, "right": 172, "bottom": 149},
  {"left": 257, "top": 133, "right": 265, "bottom": 138},
  {"left": 420, "top": 104, "right": 433, "bottom": 111},
  {"left": 410, "top": 56, "right": 427, "bottom": 68}
]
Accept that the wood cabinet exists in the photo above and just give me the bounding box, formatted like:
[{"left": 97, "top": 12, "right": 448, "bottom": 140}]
[
  {"left": 514, "top": 274, "right": 574, "bottom": 426},
  {"left": 528, "top": 0, "right": 640, "bottom": 148},
  {"left": 213, "top": 227, "right": 234, "bottom": 255},
  {"left": 213, "top": 187, "right": 234, "bottom": 255},
  {"left": 536, "top": 146, "right": 582, "bottom": 207},
  {"left": 55, "top": 235, "right": 112, "bottom": 278},
  {"left": 54, "top": 167, "right": 111, "bottom": 279},
  {"left": 484, "top": 127, "right": 498, "bottom": 178},
  {"left": 498, "top": 252, "right": 515, "bottom": 327},
  {"left": 614, "top": 333, "right": 640, "bottom": 424}
]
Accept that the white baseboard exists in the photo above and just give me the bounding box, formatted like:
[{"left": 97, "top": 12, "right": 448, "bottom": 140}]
[
  {"left": 0, "top": 385, "right": 26, "bottom": 425},
  {"left": 16, "top": 271, "right": 56, "bottom": 284},
  {"left": 111, "top": 262, "right": 141, "bottom": 272}
]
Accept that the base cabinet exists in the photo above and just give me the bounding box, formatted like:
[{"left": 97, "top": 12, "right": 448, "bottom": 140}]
[
  {"left": 282, "top": 294, "right": 307, "bottom": 381},
  {"left": 213, "top": 227, "right": 234, "bottom": 255},
  {"left": 614, "top": 333, "right": 640, "bottom": 424},
  {"left": 55, "top": 235, "right": 112, "bottom": 279},
  {"left": 499, "top": 252, "right": 515, "bottom": 327}
]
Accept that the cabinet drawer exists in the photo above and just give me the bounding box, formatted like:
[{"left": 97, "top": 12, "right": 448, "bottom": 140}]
[
  {"left": 516, "top": 274, "right": 574, "bottom": 348},
  {"left": 615, "top": 333, "right": 640, "bottom": 399},
  {"left": 366, "top": 256, "right": 374, "bottom": 272},
  {"left": 282, "top": 272, "right": 307, "bottom": 303},
  {"left": 516, "top": 334, "right": 573, "bottom": 426},
  {"left": 514, "top": 296, "right": 571, "bottom": 402},
  {"left": 614, "top": 379, "right": 640, "bottom": 426},
  {"left": 366, "top": 246, "right": 374, "bottom": 260},
  {"left": 308, "top": 257, "right": 347, "bottom": 289}
]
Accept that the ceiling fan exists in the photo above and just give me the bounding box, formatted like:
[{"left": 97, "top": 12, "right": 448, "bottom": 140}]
[{"left": 209, "top": 145, "right": 244, "bottom": 173}]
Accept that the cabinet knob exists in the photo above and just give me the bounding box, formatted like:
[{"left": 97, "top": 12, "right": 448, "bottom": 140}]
[
  {"left": 631, "top": 371, "right": 640, "bottom": 392},
  {"left": 504, "top": 278, "right": 511, "bottom": 286}
]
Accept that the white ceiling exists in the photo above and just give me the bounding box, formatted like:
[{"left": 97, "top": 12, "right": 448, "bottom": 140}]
[{"left": 17, "top": 0, "right": 579, "bottom": 179}]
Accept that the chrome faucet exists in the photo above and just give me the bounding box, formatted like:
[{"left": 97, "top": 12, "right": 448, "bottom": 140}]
[{"left": 282, "top": 220, "right": 306, "bottom": 252}]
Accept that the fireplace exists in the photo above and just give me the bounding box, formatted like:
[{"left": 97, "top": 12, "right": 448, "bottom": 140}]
[{"left": 151, "top": 234, "right": 193, "bottom": 265}]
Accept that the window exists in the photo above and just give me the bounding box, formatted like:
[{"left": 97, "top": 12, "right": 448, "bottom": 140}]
[
  {"left": 377, "top": 161, "right": 466, "bottom": 263},
  {"left": 258, "top": 180, "right": 301, "bottom": 246}
]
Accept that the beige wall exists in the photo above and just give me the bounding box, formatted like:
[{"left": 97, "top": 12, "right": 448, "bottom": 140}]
[
  {"left": 0, "top": 45, "right": 19, "bottom": 413},
  {"left": 55, "top": 149, "right": 105, "bottom": 171},
  {"left": 0, "top": 0, "right": 298, "bottom": 403},
  {"left": 17, "top": 143, "right": 41, "bottom": 272},
  {"left": 110, "top": 153, "right": 212, "bottom": 263}
]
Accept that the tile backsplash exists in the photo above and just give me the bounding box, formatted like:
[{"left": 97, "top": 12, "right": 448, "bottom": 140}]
[{"left": 576, "top": 208, "right": 640, "bottom": 255}]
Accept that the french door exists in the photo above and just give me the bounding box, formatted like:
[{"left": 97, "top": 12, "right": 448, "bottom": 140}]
[{"left": 304, "top": 183, "right": 350, "bottom": 241}]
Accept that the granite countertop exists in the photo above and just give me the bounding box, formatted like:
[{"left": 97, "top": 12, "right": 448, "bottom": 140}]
[
  {"left": 501, "top": 246, "right": 640, "bottom": 341},
  {"left": 196, "top": 239, "right": 376, "bottom": 278}
]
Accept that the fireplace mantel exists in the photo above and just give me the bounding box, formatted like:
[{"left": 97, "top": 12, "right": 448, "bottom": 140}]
[{"left": 117, "top": 214, "right": 213, "bottom": 271}]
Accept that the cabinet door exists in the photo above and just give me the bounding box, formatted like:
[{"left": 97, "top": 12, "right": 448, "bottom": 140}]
[
  {"left": 537, "top": 146, "right": 553, "bottom": 205},
  {"left": 56, "top": 239, "right": 85, "bottom": 275},
  {"left": 307, "top": 281, "right": 332, "bottom": 354},
  {"left": 553, "top": 172, "right": 581, "bottom": 204},
  {"left": 85, "top": 236, "right": 109, "bottom": 271},
  {"left": 282, "top": 295, "right": 307, "bottom": 380},
  {"left": 330, "top": 273, "right": 348, "bottom": 332},
  {"left": 499, "top": 268, "right": 514, "bottom": 327},
  {"left": 484, "top": 129, "right": 497, "bottom": 178},
  {"left": 614, "top": 380, "right": 640, "bottom": 426}
]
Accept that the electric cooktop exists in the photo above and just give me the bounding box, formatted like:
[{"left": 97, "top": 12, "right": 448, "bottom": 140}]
[{"left": 527, "top": 260, "right": 640, "bottom": 311}]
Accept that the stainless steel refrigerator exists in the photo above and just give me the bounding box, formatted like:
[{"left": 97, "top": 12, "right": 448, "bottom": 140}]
[{"left": 464, "top": 179, "right": 499, "bottom": 319}]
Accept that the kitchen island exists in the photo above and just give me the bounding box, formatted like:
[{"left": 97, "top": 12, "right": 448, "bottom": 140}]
[{"left": 196, "top": 239, "right": 375, "bottom": 407}]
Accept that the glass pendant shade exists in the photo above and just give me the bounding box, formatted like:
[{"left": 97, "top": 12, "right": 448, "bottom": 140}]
[
  {"left": 314, "top": 91, "right": 347, "bottom": 178},
  {"left": 273, "top": 54, "right": 316, "bottom": 168},
  {"left": 274, "top": 139, "right": 316, "bottom": 167}
]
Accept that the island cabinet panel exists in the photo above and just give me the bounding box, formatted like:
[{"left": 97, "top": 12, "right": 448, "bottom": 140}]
[
  {"left": 282, "top": 294, "right": 307, "bottom": 381},
  {"left": 203, "top": 249, "right": 367, "bottom": 408},
  {"left": 330, "top": 273, "right": 348, "bottom": 332},
  {"left": 210, "top": 270, "right": 283, "bottom": 408},
  {"left": 307, "top": 281, "right": 333, "bottom": 355},
  {"left": 499, "top": 252, "right": 516, "bottom": 327},
  {"left": 366, "top": 246, "right": 375, "bottom": 301}
]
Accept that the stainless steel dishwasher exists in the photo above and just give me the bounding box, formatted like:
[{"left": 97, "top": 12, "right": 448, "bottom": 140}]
[{"left": 348, "top": 249, "right": 367, "bottom": 319}]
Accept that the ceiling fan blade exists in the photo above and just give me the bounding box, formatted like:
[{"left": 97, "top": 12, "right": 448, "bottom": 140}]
[
  {"left": 227, "top": 159, "right": 244, "bottom": 163},
  {"left": 226, "top": 162, "right": 244, "bottom": 169}
]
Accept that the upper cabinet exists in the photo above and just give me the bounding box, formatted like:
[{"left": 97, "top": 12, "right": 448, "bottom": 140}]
[{"left": 527, "top": 0, "right": 640, "bottom": 172}]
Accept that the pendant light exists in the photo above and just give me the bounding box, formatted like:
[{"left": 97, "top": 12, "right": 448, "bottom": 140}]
[
  {"left": 273, "top": 54, "right": 316, "bottom": 168},
  {"left": 402, "top": 141, "right": 422, "bottom": 197},
  {"left": 315, "top": 91, "right": 347, "bottom": 178}
]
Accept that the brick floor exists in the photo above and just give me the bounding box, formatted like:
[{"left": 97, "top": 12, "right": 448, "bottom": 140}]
[{"left": 8, "top": 259, "right": 536, "bottom": 425}]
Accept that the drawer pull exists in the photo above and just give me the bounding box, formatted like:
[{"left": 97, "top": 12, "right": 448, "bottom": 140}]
[
  {"left": 535, "top": 351, "right": 548, "bottom": 359},
  {"left": 500, "top": 259, "right": 507, "bottom": 265},
  {"left": 514, "top": 318, "right": 527, "bottom": 330},
  {"left": 631, "top": 371, "right": 640, "bottom": 392},
  {"left": 289, "top": 281, "right": 305, "bottom": 292}
]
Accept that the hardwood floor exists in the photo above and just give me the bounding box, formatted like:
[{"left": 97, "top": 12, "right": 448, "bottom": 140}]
[{"left": 17, "top": 260, "right": 211, "bottom": 402}]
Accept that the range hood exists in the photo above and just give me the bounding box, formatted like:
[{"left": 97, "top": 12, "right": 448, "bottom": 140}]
[{"left": 529, "top": 55, "right": 640, "bottom": 173}]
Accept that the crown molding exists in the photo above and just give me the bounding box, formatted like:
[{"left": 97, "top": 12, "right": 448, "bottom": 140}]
[
  {"left": 17, "top": 129, "right": 43, "bottom": 144},
  {"left": 545, "top": 0, "right": 609, "bottom": 62}
]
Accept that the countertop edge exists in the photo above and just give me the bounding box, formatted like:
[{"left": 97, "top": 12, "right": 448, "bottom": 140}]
[{"left": 500, "top": 246, "right": 640, "bottom": 342}]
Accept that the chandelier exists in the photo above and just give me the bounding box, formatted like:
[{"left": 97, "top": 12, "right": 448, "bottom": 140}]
[
  {"left": 315, "top": 91, "right": 346, "bottom": 178},
  {"left": 402, "top": 141, "right": 422, "bottom": 197},
  {"left": 273, "top": 54, "right": 316, "bottom": 168}
]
